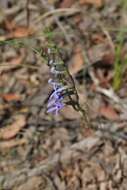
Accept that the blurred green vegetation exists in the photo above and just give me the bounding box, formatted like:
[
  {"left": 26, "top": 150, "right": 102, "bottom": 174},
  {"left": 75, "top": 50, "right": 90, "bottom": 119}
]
[
  {"left": 111, "top": 0, "right": 127, "bottom": 91},
  {"left": 113, "top": 29, "right": 127, "bottom": 91},
  {"left": 120, "top": 0, "right": 127, "bottom": 9}
]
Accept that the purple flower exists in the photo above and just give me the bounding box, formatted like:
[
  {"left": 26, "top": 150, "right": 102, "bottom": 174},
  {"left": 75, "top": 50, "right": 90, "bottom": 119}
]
[{"left": 47, "top": 79, "right": 65, "bottom": 115}]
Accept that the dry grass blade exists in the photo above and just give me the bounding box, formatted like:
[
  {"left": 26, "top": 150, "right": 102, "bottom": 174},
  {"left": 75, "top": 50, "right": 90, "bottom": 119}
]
[
  {"left": 0, "top": 138, "right": 27, "bottom": 149},
  {"left": 35, "top": 8, "right": 80, "bottom": 23}
]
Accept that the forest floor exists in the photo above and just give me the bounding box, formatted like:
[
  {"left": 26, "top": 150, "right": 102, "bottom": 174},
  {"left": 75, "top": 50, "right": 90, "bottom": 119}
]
[{"left": 0, "top": 0, "right": 127, "bottom": 189}]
